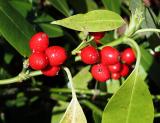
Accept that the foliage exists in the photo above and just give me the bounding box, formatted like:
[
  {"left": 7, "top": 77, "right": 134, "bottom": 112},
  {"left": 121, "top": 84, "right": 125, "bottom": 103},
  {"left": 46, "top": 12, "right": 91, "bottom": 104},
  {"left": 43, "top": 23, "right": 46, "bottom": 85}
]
[{"left": 0, "top": 0, "right": 160, "bottom": 123}]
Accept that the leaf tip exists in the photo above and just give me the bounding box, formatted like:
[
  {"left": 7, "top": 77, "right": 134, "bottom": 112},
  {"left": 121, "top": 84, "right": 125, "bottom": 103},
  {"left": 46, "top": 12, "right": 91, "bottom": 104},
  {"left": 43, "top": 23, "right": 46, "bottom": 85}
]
[{"left": 51, "top": 21, "right": 58, "bottom": 25}]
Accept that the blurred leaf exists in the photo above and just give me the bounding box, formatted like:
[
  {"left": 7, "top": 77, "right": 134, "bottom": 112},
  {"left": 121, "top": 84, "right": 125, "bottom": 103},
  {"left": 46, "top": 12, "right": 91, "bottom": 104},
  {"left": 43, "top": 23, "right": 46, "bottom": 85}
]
[
  {"left": 129, "top": 0, "right": 144, "bottom": 14},
  {"left": 106, "top": 80, "right": 120, "bottom": 93},
  {"left": 140, "top": 47, "right": 153, "bottom": 71},
  {"left": 141, "top": 8, "right": 158, "bottom": 37},
  {"left": 81, "top": 100, "right": 102, "bottom": 116},
  {"left": 52, "top": 10, "right": 125, "bottom": 32},
  {"left": 102, "top": 0, "right": 121, "bottom": 14},
  {"left": 49, "top": 0, "right": 70, "bottom": 17},
  {"left": 73, "top": 66, "right": 92, "bottom": 90},
  {"left": 86, "top": 0, "right": 98, "bottom": 11},
  {"left": 39, "top": 24, "right": 64, "bottom": 38},
  {"left": 68, "top": 0, "right": 97, "bottom": 13},
  {"left": 33, "top": 13, "right": 54, "bottom": 23},
  {"left": 93, "top": 112, "right": 101, "bottom": 123},
  {"left": 52, "top": 101, "right": 69, "bottom": 123},
  {"left": 68, "top": 0, "right": 87, "bottom": 13},
  {"left": 0, "top": 0, "right": 35, "bottom": 57},
  {"left": 10, "top": 0, "right": 32, "bottom": 17},
  {"left": 139, "top": 64, "right": 147, "bottom": 80},
  {"left": 102, "top": 47, "right": 154, "bottom": 123}
]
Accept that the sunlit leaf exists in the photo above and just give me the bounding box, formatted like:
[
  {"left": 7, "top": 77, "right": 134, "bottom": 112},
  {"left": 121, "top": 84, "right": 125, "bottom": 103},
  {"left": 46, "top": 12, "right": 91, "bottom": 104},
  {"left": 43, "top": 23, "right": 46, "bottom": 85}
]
[{"left": 52, "top": 10, "right": 125, "bottom": 32}]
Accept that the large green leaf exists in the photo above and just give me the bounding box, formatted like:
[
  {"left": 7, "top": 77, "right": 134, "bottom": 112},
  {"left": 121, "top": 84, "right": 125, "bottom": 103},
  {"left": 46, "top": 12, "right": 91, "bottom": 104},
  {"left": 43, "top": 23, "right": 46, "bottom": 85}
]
[
  {"left": 73, "top": 66, "right": 92, "bottom": 90},
  {"left": 48, "top": 0, "right": 70, "bottom": 17},
  {"left": 52, "top": 10, "right": 125, "bottom": 32},
  {"left": 0, "top": 0, "right": 35, "bottom": 57},
  {"left": 9, "top": 0, "right": 32, "bottom": 17},
  {"left": 102, "top": 0, "right": 121, "bottom": 14},
  {"left": 102, "top": 39, "right": 154, "bottom": 123},
  {"left": 102, "top": 67, "right": 154, "bottom": 123}
]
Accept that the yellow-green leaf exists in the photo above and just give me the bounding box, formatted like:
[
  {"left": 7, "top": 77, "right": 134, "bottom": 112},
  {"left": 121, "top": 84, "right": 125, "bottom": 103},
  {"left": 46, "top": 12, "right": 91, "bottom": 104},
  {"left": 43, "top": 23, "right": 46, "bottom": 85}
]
[{"left": 52, "top": 10, "right": 125, "bottom": 32}]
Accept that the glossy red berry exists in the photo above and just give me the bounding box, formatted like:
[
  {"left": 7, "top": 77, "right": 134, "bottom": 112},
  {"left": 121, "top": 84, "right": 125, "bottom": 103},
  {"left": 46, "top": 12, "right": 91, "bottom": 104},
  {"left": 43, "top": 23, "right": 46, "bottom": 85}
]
[
  {"left": 111, "top": 72, "right": 121, "bottom": 80},
  {"left": 29, "top": 52, "right": 48, "bottom": 70},
  {"left": 101, "top": 46, "right": 120, "bottom": 65},
  {"left": 45, "top": 46, "right": 67, "bottom": 66},
  {"left": 120, "top": 64, "right": 129, "bottom": 77},
  {"left": 90, "top": 32, "right": 105, "bottom": 43},
  {"left": 41, "top": 66, "right": 60, "bottom": 76},
  {"left": 29, "top": 32, "right": 49, "bottom": 52},
  {"left": 80, "top": 46, "right": 99, "bottom": 64},
  {"left": 91, "top": 64, "right": 110, "bottom": 82},
  {"left": 121, "top": 48, "right": 136, "bottom": 65},
  {"left": 108, "top": 62, "right": 121, "bottom": 73}
]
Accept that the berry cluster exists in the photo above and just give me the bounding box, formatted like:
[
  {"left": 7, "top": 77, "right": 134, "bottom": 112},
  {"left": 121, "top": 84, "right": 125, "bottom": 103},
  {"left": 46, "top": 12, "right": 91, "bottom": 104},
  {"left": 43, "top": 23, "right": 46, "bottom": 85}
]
[
  {"left": 29, "top": 32, "right": 67, "bottom": 76},
  {"left": 80, "top": 44, "right": 136, "bottom": 82}
]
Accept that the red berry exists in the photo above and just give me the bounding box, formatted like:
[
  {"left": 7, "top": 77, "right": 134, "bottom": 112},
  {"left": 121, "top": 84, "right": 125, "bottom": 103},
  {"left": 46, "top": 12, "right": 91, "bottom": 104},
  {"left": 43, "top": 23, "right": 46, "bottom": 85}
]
[
  {"left": 29, "top": 52, "right": 48, "bottom": 70},
  {"left": 80, "top": 46, "right": 99, "bottom": 64},
  {"left": 120, "top": 64, "right": 129, "bottom": 77},
  {"left": 91, "top": 64, "right": 110, "bottom": 82},
  {"left": 108, "top": 62, "right": 121, "bottom": 73},
  {"left": 101, "top": 46, "right": 120, "bottom": 65},
  {"left": 90, "top": 32, "right": 105, "bottom": 43},
  {"left": 121, "top": 48, "right": 136, "bottom": 65},
  {"left": 29, "top": 32, "right": 49, "bottom": 52},
  {"left": 111, "top": 72, "right": 121, "bottom": 80},
  {"left": 45, "top": 46, "right": 67, "bottom": 66},
  {"left": 41, "top": 66, "right": 60, "bottom": 76}
]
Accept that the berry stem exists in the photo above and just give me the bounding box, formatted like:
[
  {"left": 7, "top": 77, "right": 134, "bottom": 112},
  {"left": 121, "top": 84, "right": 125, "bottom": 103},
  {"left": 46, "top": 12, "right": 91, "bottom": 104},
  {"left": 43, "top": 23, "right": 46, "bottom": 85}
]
[
  {"left": 63, "top": 67, "right": 76, "bottom": 97},
  {"left": 133, "top": 28, "right": 160, "bottom": 36},
  {"left": 0, "top": 70, "right": 42, "bottom": 85},
  {"left": 50, "top": 88, "right": 107, "bottom": 96},
  {"left": 98, "top": 36, "right": 125, "bottom": 50}
]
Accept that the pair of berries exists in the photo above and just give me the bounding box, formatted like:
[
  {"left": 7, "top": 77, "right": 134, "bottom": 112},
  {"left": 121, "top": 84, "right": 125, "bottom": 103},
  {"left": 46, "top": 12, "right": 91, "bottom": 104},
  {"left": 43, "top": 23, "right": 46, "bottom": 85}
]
[
  {"left": 80, "top": 45, "right": 136, "bottom": 82},
  {"left": 29, "top": 32, "right": 67, "bottom": 76}
]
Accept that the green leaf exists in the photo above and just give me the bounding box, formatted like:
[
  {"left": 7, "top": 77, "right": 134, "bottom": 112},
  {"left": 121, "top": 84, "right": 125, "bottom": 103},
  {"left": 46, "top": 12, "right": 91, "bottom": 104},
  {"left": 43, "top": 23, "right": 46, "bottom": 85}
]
[
  {"left": 102, "top": 40, "right": 154, "bottom": 123},
  {"left": 9, "top": 0, "right": 32, "bottom": 17},
  {"left": 93, "top": 112, "right": 101, "bottom": 123},
  {"left": 106, "top": 79, "right": 120, "bottom": 93},
  {"left": 0, "top": 0, "right": 35, "bottom": 57},
  {"left": 140, "top": 47, "right": 153, "bottom": 71},
  {"left": 51, "top": 101, "right": 69, "bottom": 123},
  {"left": 86, "top": 0, "right": 98, "bottom": 11},
  {"left": 139, "top": 64, "right": 147, "bottom": 80},
  {"left": 52, "top": 10, "right": 125, "bottom": 32},
  {"left": 48, "top": 0, "right": 70, "bottom": 17},
  {"left": 141, "top": 8, "right": 158, "bottom": 37},
  {"left": 102, "top": 0, "right": 121, "bottom": 14},
  {"left": 102, "top": 67, "right": 154, "bottom": 123},
  {"left": 73, "top": 66, "right": 92, "bottom": 90},
  {"left": 39, "top": 24, "right": 64, "bottom": 38},
  {"left": 129, "top": 0, "right": 144, "bottom": 14},
  {"left": 33, "top": 13, "right": 54, "bottom": 23}
]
